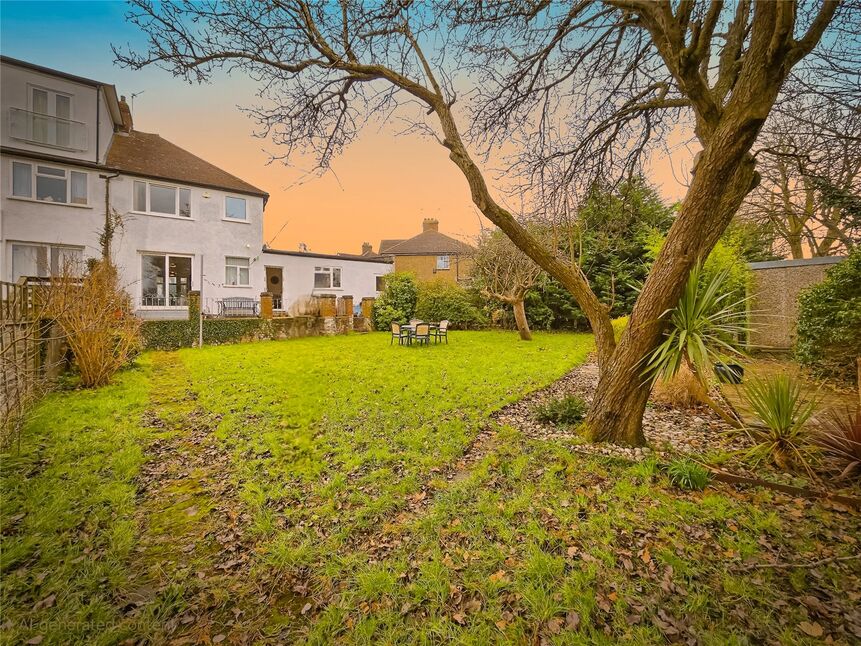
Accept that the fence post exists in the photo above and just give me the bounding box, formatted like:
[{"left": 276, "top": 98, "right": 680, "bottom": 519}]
[{"left": 260, "top": 292, "right": 273, "bottom": 319}]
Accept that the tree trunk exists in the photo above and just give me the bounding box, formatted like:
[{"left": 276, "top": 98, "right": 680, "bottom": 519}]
[
  {"left": 586, "top": 127, "right": 761, "bottom": 445},
  {"left": 512, "top": 299, "right": 532, "bottom": 341}
]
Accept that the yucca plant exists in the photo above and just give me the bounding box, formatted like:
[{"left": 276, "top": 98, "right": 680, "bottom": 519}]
[
  {"left": 817, "top": 407, "right": 861, "bottom": 480},
  {"left": 741, "top": 374, "right": 819, "bottom": 475},
  {"left": 645, "top": 262, "right": 749, "bottom": 427}
]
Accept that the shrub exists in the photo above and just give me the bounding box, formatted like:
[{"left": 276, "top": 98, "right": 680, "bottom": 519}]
[
  {"left": 740, "top": 374, "right": 819, "bottom": 474},
  {"left": 533, "top": 395, "right": 588, "bottom": 426},
  {"left": 666, "top": 458, "right": 710, "bottom": 491},
  {"left": 372, "top": 272, "right": 418, "bottom": 330},
  {"left": 415, "top": 280, "right": 484, "bottom": 328},
  {"left": 651, "top": 365, "right": 706, "bottom": 408},
  {"left": 795, "top": 250, "right": 861, "bottom": 384},
  {"left": 52, "top": 260, "right": 141, "bottom": 388},
  {"left": 611, "top": 315, "right": 628, "bottom": 341},
  {"left": 817, "top": 407, "right": 861, "bottom": 480}
]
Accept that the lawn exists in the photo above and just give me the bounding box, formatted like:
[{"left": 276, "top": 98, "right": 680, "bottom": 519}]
[{"left": 1, "top": 332, "right": 859, "bottom": 645}]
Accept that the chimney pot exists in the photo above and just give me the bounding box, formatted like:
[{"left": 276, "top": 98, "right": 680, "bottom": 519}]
[
  {"left": 361, "top": 242, "right": 373, "bottom": 255},
  {"left": 422, "top": 218, "right": 439, "bottom": 232},
  {"left": 117, "top": 95, "right": 133, "bottom": 133}
]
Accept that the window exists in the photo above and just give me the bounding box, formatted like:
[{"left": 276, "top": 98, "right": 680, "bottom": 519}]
[
  {"left": 436, "top": 255, "right": 451, "bottom": 270},
  {"left": 134, "top": 181, "right": 192, "bottom": 217},
  {"left": 225, "top": 256, "right": 250, "bottom": 286},
  {"left": 141, "top": 254, "right": 192, "bottom": 307},
  {"left": 225, "top": 196, "right": 247, "bottom": 220},
  {"left": 31, "top": 87, "right": 73, "bottom": 147},
  {"left": 11, "top": 162, "right": 87, "bottom": 205},
  {"left": 314, "top": 266, "right": 342, "bottom": 289},
  {"left": 11, "top": 243, "right": 83, "bottom": 280},
  {"left": 375, "top": 275, "right": 385, "bottom": 291}
]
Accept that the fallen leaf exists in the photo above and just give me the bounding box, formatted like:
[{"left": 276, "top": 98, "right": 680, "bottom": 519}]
[
  {"left": 495, "top": 619, "right": 508, "bottom": 630},
  {"left": 567, "top": 546, "right": 579, "bottom": 557},
  {"left": 799, "top": 621, "right": 824, "bottom": 637},
  {"left": 565, "top": 610, "right": 580, "bottom": 630},
  {"left": 301, "top": 602, "right": 312, "bottom": 615},
  {"left": 33, "top": 594, "right": 56, "bottom": 610},
  {"left": 212, "top": 635, "right": 226, "bottom": 644},
  {"left": 640, "top": 548, "right": 651, "bottom": 564},
  {"left": 489, "top": 569, "right": 507, "bottom": 583},
  {"left": 546, "top": 617, "right": 563, "bottom": 634},
  {"left": 452, "top": 612, "right": 465, "bottom": 625},
  {"left": 25, "top": 637, "right": 44, "bottom": 645}
]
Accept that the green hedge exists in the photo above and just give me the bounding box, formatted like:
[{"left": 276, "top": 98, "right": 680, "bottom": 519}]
[
  {"left": 795, "top": 250, "right": 861, "bottom": 384},
  {"left": 141, "top": 318, "right": 304, "bottom": 350}
]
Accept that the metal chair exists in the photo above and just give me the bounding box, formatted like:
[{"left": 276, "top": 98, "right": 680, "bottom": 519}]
[
  {"left": 413, "top": 322, "right": 431, "bottom": 346},
  {"left": 432, "top": 320, "right": 449, "bottom": 344},
  {"left": 409, "top": 319, "right": 422, "bottom": 326},
  {"left": 391, "top": 322, "right": 410, "bottom": 345}
]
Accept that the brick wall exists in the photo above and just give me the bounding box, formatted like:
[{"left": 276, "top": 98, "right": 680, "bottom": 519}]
[
  {"left": 393, "top": 255, "right": 473, "bottom": 283},
  {"left": 747, "top": 257, "right": 843, "bottom": 350}
]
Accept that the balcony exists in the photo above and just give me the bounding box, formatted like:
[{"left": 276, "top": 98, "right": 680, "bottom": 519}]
[{"left": 9, "top": 107, "right": 88, "bottom": 152}]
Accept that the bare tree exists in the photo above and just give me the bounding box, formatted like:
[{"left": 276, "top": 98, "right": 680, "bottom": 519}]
[
  {"left": 741, "top": 100, "right": 861, "bottom": 258},
  {"left": 115, "top": 0, "right": 848, "bottom": 445},
  {"left": 472, "top": 229, "right": 543, "bottom": 340}
]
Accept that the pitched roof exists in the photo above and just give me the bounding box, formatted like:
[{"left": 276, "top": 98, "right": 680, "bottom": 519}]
[
  {"left": 263, "top": 247, "right": 392, "bottom": 264},
  {"left": 381, "top": 230, "right": 473, "bottom": 256},
  {"left": 378, "top": 239, "right": 406, "bottom": 254},
  {"left": 107, "top": 130, "right": 268, "bottom": 198}
]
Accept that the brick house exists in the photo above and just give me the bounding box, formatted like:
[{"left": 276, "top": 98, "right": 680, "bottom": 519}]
[{"left": 371, "top": 218, "right": 473, "bottom": 283}]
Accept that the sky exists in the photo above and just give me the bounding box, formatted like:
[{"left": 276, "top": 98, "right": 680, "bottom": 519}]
[{"left": 1, "top": 1, "right": 693, "bottom": 254}]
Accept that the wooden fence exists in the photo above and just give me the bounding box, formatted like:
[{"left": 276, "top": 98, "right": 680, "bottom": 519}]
[{"left": 1, "top": 279, "right": 52, "bottom": 441}]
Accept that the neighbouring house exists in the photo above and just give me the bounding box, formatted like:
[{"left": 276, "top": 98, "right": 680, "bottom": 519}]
[
  {"left": 374, "top": 218, "right": 474, "bottom": 283},
  {"left": 260, "top": 246, "right": 391, "bottom": 314},
  {"left": 0, "top": 56, "right": 388, "bottom": 319}
]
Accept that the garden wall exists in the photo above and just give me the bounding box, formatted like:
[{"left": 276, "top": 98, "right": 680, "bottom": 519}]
[
  {"left": 141, "top": 315, "right": 358, "bottom": 351},
  {"left": 747, "top": 256, "right": 844, "bottom": 350}
]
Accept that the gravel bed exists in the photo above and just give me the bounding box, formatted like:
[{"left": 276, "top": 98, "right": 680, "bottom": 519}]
[{"left": 494, "top": 360, "right": 752, "bottom": 463}]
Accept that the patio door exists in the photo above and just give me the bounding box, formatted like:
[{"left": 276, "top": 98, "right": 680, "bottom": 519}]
[{"left": 265, "top": 266, "right": 284, "bottom": 310}]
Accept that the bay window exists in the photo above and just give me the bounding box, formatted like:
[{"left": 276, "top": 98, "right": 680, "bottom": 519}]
[
  {"left": 225, "top": 256, "right": 250, "bottom": 286},
  {"left": 314, "top": 266, "right": 342, "bottom": 289},
  {"left": 11, "top": 161, "right": 87, "bottom": 205},
  {"left": 141, "top": 254, "right": 192, "bottom": 307},
  {"left": 134, "top": 181, "right": 192, "bottom": 217}
]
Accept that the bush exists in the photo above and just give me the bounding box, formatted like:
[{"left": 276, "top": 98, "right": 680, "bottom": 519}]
[
  {"left": 415, "top": 280, "right": 484, "bottom": 328},
  {"left": 533, "top": 395, "right": 588, "bottom": 426},
  {"left": 817, "top": 407, "right": 861, "bottom": 480},
  {"left": 795, "top": 250, "right": 861, "bottom": 384},
  {"left": 666, "top": 459, "right": 710, "bottom": 491},
  {"left": 52, "top": 260, "right": 141, "bottom": 388},
  {"left": 372, "top": 272, "right": 418, "bottom": 330}
]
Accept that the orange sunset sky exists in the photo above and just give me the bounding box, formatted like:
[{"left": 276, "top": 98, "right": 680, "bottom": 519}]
[{"left": 1, "top": 1, "right": 694, "bottom": 255}]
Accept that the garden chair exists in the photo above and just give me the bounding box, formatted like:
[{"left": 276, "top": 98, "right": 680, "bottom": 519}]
[
  {"left": 391, "top": 322, "right": 410, "bottom": 345},
  {"left": 409, "top": 318, "right": 423, "bottom": 326},
  {"left": 413, "top": 323, "right": 431, "bottom": 346},
  {"left": 432, "top": 320, "right": 449, "bottom": 344}
]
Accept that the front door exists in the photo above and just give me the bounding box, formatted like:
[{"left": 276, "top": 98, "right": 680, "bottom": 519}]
[{"left": 265, "top": 266, "right": 284, "bottom": 310}]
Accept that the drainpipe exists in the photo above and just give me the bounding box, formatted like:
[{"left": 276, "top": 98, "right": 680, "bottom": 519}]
[{"left": 99, "top": 172, "right": 120, "bottom": 259}]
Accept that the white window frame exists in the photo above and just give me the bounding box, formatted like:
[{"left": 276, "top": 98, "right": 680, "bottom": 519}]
[
  {"left": 139, "top": 253, "right": 194, "bottom": 309},
  {"left": 225, "top": 256, "right": 251, "bottom": 287},
  {"left": 133, "top": 180, "right": 192, "bottom": 219},
  {"left": 436, "top": 255, "right": 451, "bottom": 270},
  {"left": 28, "top": 85, "right": 75, "bottom": 149},
  {"left": 224, "top": 195, "right": 248, "bottom": 222},
  {"left": 313, "top": 266, "right": 342, "bottom": 290},
  {"left": 10, "top": 161, "right": 89, "bottom": 207},
  {"left": 10, "top": 242, "right": 84, "bottom": 280}
]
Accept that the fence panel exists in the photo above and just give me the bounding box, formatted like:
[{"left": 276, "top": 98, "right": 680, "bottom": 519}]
[{"left": 1, "top": 280, "right": 43, "bottom": 440}]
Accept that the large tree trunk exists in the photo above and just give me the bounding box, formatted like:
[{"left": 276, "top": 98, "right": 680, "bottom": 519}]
[
  {"left": 512, "top": 299, "right": 532, "bottom": 341},
  {"left": 586, "top": 132, "right": 760, "bottom": 445}
]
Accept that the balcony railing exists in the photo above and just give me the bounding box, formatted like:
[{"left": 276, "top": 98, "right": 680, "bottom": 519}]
[
  {"left": 141, "top": 294, "right": 189, "bottom": 308},
  {"left": 9, "top": 107, "right": 88, "bottom": 152}
]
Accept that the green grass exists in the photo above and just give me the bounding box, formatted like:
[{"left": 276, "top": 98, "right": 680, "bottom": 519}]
[{"left": 2, "top": 331, "right": 859, "bottom": 644}]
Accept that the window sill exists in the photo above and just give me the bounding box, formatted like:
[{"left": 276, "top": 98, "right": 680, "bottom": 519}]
[
  {"left": 222, "top": 217, "right": 250, "bottom": 224},
  {"left": 7, "top": 196, "right": 92, "bottom": 209},
  {"left": 223, "top": 284, "right": 252, "bottom": 289},
  {"left": 130, "top": 210, "right": 195, "bottom": 221},
  {"left": 138, "top": 306, "right": 188, "bottom": 310}
]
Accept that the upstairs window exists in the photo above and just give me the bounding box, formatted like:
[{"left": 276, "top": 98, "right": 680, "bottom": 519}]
[
  {"left": 225, "top": 196, "right": 247, "bottom": 221},
  {"left": 134, "top": 181, "right": 191, "bottom": 217},
  {"left": 225, "top": 256, "right": 250, "bottom": 286},
  {"left": 436, "top": 255, "right": 451, "bottom": 270},
  {"left": 31, "top": 87, "right": 73, "bottom": 148},
  {"left": 314, "top": 266, "right": 342, "bottom": 289},
  {"left": 11, "top": 162, "right": 87, "bottom": 205}
]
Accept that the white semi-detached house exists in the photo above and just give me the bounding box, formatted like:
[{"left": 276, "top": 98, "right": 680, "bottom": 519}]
[{"left": 1, "top": 56, "right": 391, "bottom": 318}]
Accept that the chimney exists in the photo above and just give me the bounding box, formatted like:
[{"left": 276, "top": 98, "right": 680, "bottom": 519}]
[
  {"left": 117, "top": 95, "right": 133, "bottom": 133},
  {"left": 422, "top": 218, "right": 439, "bottom": 232},
  {"left": 361, "top": 242, "right": 373, "bottom": 255}
]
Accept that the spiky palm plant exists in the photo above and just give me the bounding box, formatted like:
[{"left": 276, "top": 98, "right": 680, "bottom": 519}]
[
  {"left": 817, "top": 407, "right": 861, "bottom": 480},
  {"left": 645, "top": 263, "right": 749, "bottom": 426},
  {"left": 742, "top": 374, "right": 819, "bottom": 475}
]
